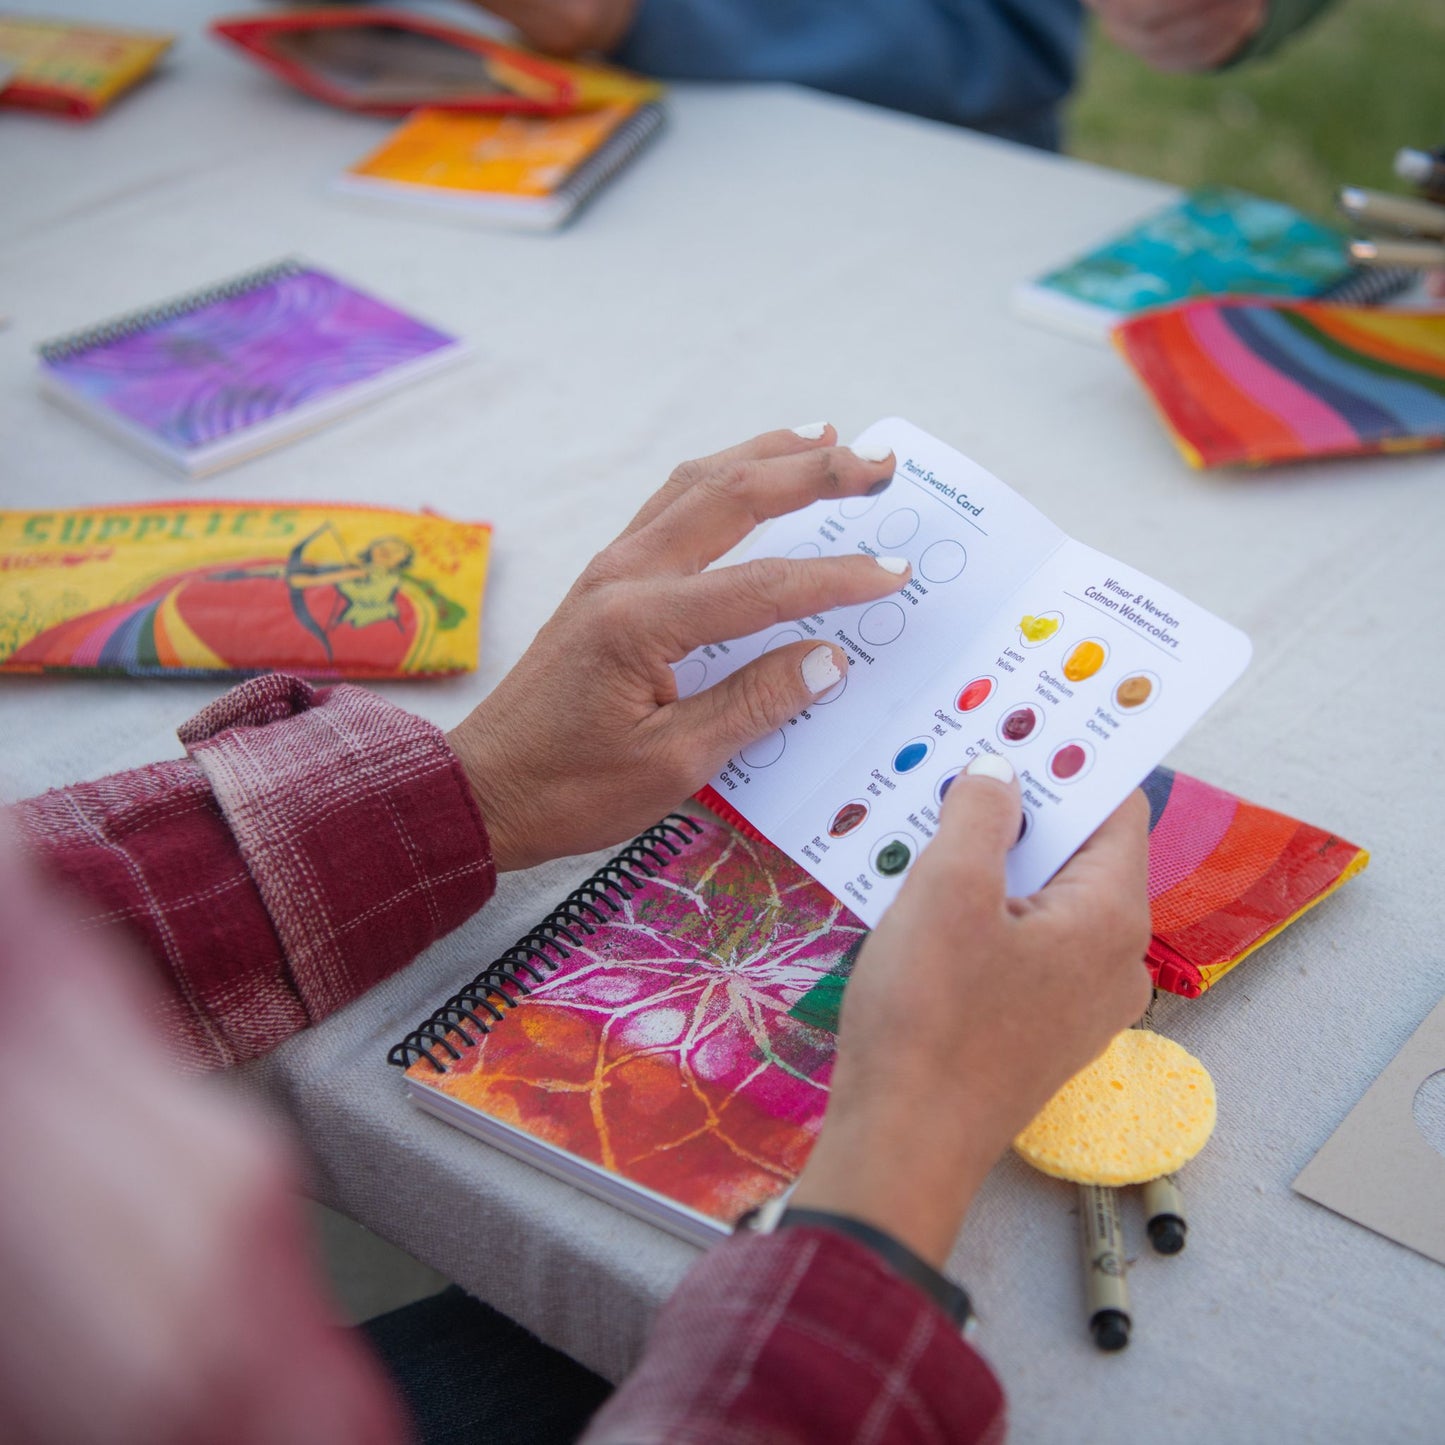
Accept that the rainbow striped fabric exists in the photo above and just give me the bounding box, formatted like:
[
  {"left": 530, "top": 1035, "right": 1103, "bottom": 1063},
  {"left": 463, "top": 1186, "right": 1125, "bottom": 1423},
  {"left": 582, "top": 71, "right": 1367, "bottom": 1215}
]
[{"left": 1114, "top": 299, "right": 1445, "bottom": 468}]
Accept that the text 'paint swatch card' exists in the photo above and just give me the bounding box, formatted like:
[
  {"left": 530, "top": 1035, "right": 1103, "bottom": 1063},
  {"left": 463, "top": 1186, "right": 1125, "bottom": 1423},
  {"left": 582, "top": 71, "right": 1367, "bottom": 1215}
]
[{"left": 688, "top": 418, "right": 1251, "bottom": 925}]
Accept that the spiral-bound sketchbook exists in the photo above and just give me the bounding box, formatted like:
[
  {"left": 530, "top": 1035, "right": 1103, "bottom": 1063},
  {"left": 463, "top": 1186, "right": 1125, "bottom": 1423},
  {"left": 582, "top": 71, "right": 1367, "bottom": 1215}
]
[
  {"left": 37, "top": 260, "right": 467, "bottom": 476},
  {"left": 1014, "top": 188, "right": 1412, "bottom": 344},
  {"left": 333, "top": 102, "right": 665, "bottom": 230},
  {"left": 389, "top": 777, "right": 1365, "bottom": 1244}
]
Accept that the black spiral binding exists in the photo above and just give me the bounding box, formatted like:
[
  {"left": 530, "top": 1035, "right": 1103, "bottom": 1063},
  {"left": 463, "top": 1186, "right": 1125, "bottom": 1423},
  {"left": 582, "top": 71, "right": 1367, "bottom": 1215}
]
[
  {"left": 36, "top": 259, "right": 305, "bottom": 364},
  {"left": 387, "top": 812, "right": 703, "bottom": 1074},
  {"left": 1316, "top": 264, "right": 1416, "bottom": 307},
  {"left": 555, "top": 102, "right": 666, "bottom": 219}
]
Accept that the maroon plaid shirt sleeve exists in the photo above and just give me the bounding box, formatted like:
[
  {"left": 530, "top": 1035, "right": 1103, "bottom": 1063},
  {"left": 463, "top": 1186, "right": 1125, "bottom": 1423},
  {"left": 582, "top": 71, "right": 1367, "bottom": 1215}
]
[
  {"left": 12, "top": 675, "right": 495, "bottom": 1071},
  {"left": 584, "top": 1229, "right": 1006, "bottom": 1445}
]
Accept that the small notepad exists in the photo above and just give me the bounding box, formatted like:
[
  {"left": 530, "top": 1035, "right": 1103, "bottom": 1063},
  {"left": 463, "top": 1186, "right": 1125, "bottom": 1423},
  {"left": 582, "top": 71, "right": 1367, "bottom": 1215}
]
[
  {"left": 334, "top": 103, "right": 665, "bottom": 230},
  {"left": 37, "top": 260, "right": 467, "bottom": 476},
  {"left": 1013, "top": 188, "right": 1397, "bottom": 344}
]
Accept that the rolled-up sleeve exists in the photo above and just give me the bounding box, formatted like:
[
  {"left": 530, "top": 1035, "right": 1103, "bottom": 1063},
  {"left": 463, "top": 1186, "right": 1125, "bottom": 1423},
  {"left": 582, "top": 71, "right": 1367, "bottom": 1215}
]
[{"left": 13, "top": 674, "right": 495, "bottom": 1070}]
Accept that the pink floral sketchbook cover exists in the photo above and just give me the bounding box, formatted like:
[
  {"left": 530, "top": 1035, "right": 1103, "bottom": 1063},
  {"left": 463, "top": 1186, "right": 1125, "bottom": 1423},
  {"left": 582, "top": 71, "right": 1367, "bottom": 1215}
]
[{"left": 393, "top": 805, "right": 863, "bottom": 1243}]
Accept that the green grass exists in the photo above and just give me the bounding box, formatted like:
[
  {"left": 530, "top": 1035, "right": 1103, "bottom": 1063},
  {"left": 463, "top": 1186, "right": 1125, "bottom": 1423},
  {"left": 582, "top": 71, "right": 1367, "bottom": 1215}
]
[{"left": 1068, "top": 0, "right": 1445, "bottom": 222}]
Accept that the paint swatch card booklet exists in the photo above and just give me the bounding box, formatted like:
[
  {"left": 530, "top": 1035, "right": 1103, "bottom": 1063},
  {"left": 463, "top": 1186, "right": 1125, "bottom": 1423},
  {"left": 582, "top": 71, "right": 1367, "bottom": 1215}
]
[
  {"left": 688, "top": 417, "right": 1251, "bottom": 923},
  {"left": 36, "top": 259, "right": 466, "bottom": 476}
]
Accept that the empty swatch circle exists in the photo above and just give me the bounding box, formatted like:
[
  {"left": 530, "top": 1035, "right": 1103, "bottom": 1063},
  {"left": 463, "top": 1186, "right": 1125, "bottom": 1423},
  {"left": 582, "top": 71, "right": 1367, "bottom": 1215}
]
[
  {"left": 919, "top": 539, "right": 967, "bottom": 583},
  {"left": 762, "top": 628, "right": 804, "bottom": 652},
  {"left": 1063, "top": 638, "right": 1108, "bottom": 682},
  {"left": 839, "top": 492, "right": 881, "bottom": 519},
  {"left": 892, "top": 736, "right": 934, "bottom": 774},
  {"left": 857, "top": 601, "right": 906, "bottom": 645},
  {"left": 871, "top": 834, "right": 915, "bottom": 878},
  {"left": 1114, "top": 671, "right": 1159, "bottom": 712},
  {"left": 955, "top": 675, "right": 996, "bottom": 713},
  {"left": 997, "top": 703, "right": 1043, "bottom": 746},
  {"left": 876, "top": 508, "right": 920, "bottom": 550},
  {"left": 741, "top": 730, "right": 786, "bottom": 768},
  {"left": 673, "top": 659, "right": 707, "bottom": 698},
  {"left": 1048, "top": 740, "right": 1094, "bottom": 783},
  {"left": 786, "top": 541, "right": 822, "bottom": 559},
  {"left": 829, "top": 799, "right": 870, "bottom": 838},
  {"left": 813, "top": 669, "right": 848, "bottom": 706}
]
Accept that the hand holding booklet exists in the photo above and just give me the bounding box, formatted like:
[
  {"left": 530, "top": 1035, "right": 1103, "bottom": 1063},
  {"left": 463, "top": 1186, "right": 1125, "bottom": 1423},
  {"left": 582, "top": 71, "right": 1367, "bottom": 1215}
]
[
  {"left": 687, "top": 418, "right": 1252, "bottom": 919},
  {"left": 381, "top": 421, "right": 1372, "bottom": 1247}
]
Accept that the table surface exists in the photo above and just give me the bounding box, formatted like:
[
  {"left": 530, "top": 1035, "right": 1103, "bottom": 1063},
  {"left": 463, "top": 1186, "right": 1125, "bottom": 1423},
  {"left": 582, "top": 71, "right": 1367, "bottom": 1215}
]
[{"left": 5, "top": 3, "right": 1444, "bottom": 1439}]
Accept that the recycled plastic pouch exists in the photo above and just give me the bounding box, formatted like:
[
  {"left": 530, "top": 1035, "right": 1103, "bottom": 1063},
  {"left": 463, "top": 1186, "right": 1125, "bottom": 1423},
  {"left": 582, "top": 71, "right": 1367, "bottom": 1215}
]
[{"left": 0, "top": 502, "right": 491, "bottom": 680}]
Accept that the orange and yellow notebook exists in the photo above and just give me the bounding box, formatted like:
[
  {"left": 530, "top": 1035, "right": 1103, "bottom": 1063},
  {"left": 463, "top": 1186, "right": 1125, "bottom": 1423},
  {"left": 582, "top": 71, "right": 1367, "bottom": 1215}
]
[
  {"left": 334, "top": 102, "right": 666, "bottom": 230},
  {"left": 0, "top": 16, "right": 172, "bottom": 118}
]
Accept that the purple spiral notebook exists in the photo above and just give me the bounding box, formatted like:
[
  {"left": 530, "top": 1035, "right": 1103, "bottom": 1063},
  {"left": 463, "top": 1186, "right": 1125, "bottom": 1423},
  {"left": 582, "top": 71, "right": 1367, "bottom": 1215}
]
[{"left": 37, "top": 260, "right": 467, "bottom": 477}]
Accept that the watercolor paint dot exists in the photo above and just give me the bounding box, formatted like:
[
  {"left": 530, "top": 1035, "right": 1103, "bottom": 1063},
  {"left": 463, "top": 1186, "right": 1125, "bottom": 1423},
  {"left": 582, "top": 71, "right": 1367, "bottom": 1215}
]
[
  {"left": 829, "top": 800, "right": 870, "bottom": 838},
  {"left": 786, "top": 541, "right": 822, "bottom": 559},
  {"left": 919, "top": 539, "right": 966, "bottom": 584},
  {"left": 1114, "top": 671, "right": 1159, "bottom": 712},
  {"left": 1018, "top": 611, "right": 1063, "bottom": 648},
  {"left": 673, "top": 659, "right": 706, "bottom": 698},
  {"left": 839, "top": 492, "right": 881, "bottom": 519},
  {"left": 1063, "top": 638, "right": 1108, "bottom": 683},
  {"left": 955, "top": 675, "right": 996, "bottom": 713},
  {"left": 762, "top": 628, "right": 804, "bottom": 653},
  {"left": 892, "top": 736, "right": 934, "bottom": 774},
  {"left": 876, "top": 508, "right": 920, "bottom": 550},
  {"left": 813, "top": 669, "right": 848, "bottom": 706},
  {"left": 857, "top": 601, "right": 906, "bottom": 646},
  {"left": 936, "top": 768, "right": 963, "bottom": 805},
  {"left": 1048, "top": 740, "right": 1094, "bottom": 783},
  {"left": 997, "top": 703, "right": 1043, "bottom": 747},
  {"left": 871, "top": 834, "right": 915, "bottom": 878},
  {"left": 740, "top": 730, "right": 786, "bottom": 769}
]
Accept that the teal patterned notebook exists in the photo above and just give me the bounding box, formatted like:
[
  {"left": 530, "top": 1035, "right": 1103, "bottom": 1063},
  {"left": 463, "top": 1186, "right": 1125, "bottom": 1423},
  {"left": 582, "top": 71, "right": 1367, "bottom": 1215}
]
[{"left": 1013, "top": 187, "right": 1359, "bottom": 343}]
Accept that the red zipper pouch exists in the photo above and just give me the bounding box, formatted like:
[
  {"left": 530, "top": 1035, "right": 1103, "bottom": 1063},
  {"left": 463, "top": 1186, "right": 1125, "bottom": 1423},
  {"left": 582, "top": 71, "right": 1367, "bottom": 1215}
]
[{"left": 210, "top": 9, "right": 576, "bottom": 116}]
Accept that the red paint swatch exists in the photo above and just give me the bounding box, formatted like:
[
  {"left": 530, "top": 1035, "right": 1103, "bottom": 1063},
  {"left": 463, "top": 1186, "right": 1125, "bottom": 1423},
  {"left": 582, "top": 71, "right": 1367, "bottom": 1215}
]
[{"left": 955, "top": 676, "right": 995, "bottom": 712}]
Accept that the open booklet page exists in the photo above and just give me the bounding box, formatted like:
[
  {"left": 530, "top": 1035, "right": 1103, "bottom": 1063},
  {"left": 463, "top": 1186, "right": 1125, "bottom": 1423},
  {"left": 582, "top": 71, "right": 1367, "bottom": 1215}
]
[{"left": 681, "top": 417, "right": 1252, "bottom": 923}]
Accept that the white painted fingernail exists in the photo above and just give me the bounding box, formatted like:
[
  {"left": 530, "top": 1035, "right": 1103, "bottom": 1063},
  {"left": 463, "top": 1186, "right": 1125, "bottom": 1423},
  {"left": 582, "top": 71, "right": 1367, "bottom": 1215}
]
[
  {"left": 875, "top": 556, "right": 909, "bottom": 575},
  {"left": 965, "top": 753, "right": 1015, "bottom": 785},
  {"left": 850, "top": 441, "right": 893, "bottom": 463},
  {"left": 801, "top": 644, "right": 843, "bottom": 695},
  {"left": 792, "top": 422, "right": 829, "bottom": 440}
]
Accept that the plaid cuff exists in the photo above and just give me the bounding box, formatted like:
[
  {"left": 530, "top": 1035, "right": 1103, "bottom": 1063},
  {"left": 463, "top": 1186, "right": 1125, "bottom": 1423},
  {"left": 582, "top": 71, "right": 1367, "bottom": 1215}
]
[
  {"left": 181, "top": 675, "right": 496, "bottom": 1022},
  {"left": 584, "top": 1229, "right": 1004, "bottom": 1444}
]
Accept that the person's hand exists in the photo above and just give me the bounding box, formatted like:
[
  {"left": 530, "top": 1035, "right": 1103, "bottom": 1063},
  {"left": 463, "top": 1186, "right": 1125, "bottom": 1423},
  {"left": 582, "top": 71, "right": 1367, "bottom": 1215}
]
[
  {"left": 448, "top": 425, "right": 910, "bottom": 871},
  {"left": 1086, "top": 0, "right": 1267, "bottom": 71},
  {"left": 790, "top": 757, "right": 1153, "bottom": 1268},
  {"left": 468, "top": 0, "right": 637, "bottom": 55},
  {"left": 0, "top": 841, "right": 406, "bottom": 1445}
]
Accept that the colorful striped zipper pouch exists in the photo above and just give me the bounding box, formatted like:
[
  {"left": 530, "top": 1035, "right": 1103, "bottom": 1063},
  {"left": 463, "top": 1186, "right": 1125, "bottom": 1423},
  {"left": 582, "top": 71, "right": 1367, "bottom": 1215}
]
[{"left": 1113, "top": 298, "right": 1445, "bottom": 468}]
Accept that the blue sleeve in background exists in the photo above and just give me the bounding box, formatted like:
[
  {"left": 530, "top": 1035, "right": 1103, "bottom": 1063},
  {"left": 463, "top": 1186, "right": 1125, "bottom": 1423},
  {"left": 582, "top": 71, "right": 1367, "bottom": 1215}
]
[{"left": 612, "top": 0, "right": 1085, "bottom": 150}]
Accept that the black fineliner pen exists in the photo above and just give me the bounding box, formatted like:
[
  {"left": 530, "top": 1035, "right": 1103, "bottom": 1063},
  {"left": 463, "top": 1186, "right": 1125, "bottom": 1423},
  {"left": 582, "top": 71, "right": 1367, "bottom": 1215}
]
[
  {"left": 1142, "top": 1174, "right": 1188, "bottom": 1256},
  {"left": 1079, "top": 1184, "right": 1130, "bottom": 1351}
]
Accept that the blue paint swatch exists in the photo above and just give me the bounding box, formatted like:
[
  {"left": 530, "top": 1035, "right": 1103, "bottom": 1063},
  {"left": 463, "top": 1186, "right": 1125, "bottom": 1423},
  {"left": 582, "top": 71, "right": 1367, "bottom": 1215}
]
[{"left": 893, "top": 740, "right": 931, "bottom": 773}]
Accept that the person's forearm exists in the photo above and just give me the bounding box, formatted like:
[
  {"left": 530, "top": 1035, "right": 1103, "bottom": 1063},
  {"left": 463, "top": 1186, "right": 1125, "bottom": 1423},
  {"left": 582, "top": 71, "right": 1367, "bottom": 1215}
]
[
  {"left": 582, "top": 1229, "right": 1004, "bottom": 1444},
  {"left": 11, "top": 674, "right": 496, "bottom": 1070},
  {"left": 1220, "top": 0, "right": 1335, "bottom": 65}
]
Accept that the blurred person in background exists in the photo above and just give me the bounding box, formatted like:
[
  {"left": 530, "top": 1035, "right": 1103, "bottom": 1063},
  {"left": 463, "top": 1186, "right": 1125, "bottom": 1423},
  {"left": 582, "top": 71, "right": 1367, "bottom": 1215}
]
[{"left": 468, "top": 0, "right": 1336, "bottom": 149}]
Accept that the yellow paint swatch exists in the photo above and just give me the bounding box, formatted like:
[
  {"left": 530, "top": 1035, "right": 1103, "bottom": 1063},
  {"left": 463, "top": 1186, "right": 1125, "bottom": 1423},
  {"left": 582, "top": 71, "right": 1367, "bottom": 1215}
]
[{"left": 1014, "top": 1030, "right": 1216, "bottom": 1186}]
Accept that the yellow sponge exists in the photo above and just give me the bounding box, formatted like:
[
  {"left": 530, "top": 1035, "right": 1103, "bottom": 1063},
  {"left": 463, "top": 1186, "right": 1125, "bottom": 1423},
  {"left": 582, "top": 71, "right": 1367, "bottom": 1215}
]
[{"left": 1013, "top": 1030, "right": 1216, "bottom": 1186}]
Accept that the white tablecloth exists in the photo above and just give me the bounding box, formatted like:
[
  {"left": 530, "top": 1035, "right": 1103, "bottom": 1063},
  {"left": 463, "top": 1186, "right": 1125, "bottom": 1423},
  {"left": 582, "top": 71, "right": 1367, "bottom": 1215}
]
[{"left": 4, "top": 3, "right": 1443, "bottom": 1438}]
